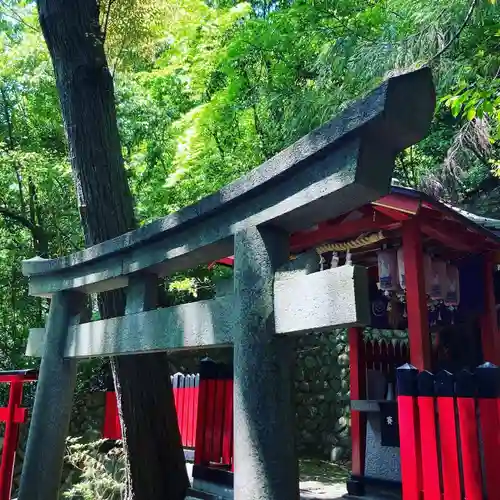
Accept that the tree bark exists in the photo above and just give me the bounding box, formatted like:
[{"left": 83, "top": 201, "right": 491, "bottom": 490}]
[{"left": 35, "top": 1, "right": 189, "bottom": 499}]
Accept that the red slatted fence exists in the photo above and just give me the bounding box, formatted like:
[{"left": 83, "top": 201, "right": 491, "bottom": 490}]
[
  {"left": 102, "top": 358, "right": 234, "bottom": 485},
  {"left": 397, "top": 362, "right": 500, "bottom": 500},
  {"left": 193, "top": 359, "right": 233, "bottom": 474},
  {"left": 102, "top": 372, "right": 200, "bottom": 448},
  {"left": 0, "top": 369, "right": 38, "bottom": 500}
]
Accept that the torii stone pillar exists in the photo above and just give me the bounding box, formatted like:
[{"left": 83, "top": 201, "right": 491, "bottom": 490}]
[
  {"left": 233, "top": 226, "right": 299, "bottom": 500},
  {"left": 18, "top": 291, "right": 85, "bottom": 500}
]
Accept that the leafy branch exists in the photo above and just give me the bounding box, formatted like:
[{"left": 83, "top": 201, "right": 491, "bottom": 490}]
[
  {"left": 0, "top": 205, "right": 40, "bottom": 234},
  {"left": 427, "top": 0, "right": 480, "bottom": 64}
]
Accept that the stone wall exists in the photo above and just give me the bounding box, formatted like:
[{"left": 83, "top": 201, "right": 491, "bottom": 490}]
[
  {"left": 293, "top": 327, "right": 408, "bottom": 460},
  {"left": 293, "top": 329, "right": 350, "bottom": 461}
]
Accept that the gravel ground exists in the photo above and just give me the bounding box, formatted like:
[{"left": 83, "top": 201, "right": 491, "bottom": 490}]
[
  {"left": 186, "top": 459, "right": 349, "bottom": 500},
  {"left": 298, "top": 459, "right": 348, "bottom": 500},
  {"left": 299, "top": 479, "right": 347, "bottom": 499}
]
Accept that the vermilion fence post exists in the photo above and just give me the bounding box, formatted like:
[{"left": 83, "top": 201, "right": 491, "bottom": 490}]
[
  {"left": 103, "top": 372, "right": 200, "bottom": 448},
  {"left": 204, "top": 369, "right": 217, "bottom": 463},
  {"left": 222, "top": 374, "right": 233, "bottom": 471},
  {"left": 397, "top": 364, "right": 421, "bottom": 500},
  {"left": 185, "top": 374, "right": 196, "bottom": 448},
  {"left": 192, "top": 374, "right": 200, "bottom": 449},
  {"left": 455, "top": 370, "right": 483, "bottom": 500},
  {"left": 173, "top": 373, "right": 187, "bottom": 447},
  {"left": 103, "top": 391, "right": 120, "bottom": 440},
  {"left": 0, "top": 378, "right": 23, "bottom": 500},
  {"left": 194, "top": 358, "right": 215, "bottom": 466},
  {"left": 211, "top": 368, "right": 225, "bottom": 464},
  {"left": 435, "top": 371, "right": 461, "bottom": 500},
  {"left": 0, "top": 370, "right": 38, "bottom": 500},
  {"left": 416, "top": 371, "right": 440, "bottom": 500},
  {"left": 387, "top": 341, "right": 395, "bottom": 374},
  {"left": 373, "top": 342, "right": 381, "bottom": 372},
  {"left": 193, "top": 359, "right": 234, "bottom": 487},
  {"left": 348, "top": 327, "right": 366, "bottom": 496},
  {"left": 475, "top": 362, "right": 500, "bottom": 500}
]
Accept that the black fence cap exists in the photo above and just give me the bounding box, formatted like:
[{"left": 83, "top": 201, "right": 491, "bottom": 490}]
[
  {"left": 475, "top": 362, "right": 500, "bottom": 398},
  {"left": 435, "top": 370, "right": 454, "bottom": 397},
  {"left": 455, "top": 370, "right": 476, "bottom": 398},
  {"left": 397, "top": 363, "right": 418, "bottom": 396},
  {"left": 478, "top": 361, "right": 498, "bottom": 369},
  {"left": 200, "top": 357, "right": 216, "bottom": 364},
  {"left": 199, "top": 359, "right": 233, "bottom": 380},
  {"left": 397, "top": 363, "right": 418, "bottom": 371},
  {"left": 417, "top": 371, "right": 435, "bottom": 397}
]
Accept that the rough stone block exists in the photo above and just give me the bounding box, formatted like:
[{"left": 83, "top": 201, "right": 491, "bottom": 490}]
[
  {"left": 26, "top": 295, "right": 236, "bottom": 358},
  {"left": 274, "top": 265, "right": 370, "bottom": 334}
]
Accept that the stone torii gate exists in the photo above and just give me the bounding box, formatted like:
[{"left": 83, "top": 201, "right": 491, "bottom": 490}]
[{"left": 18, "top": 68, "right": 435, "bottom": 500}]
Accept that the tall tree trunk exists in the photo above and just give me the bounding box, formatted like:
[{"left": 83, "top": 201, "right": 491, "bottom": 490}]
[{"left": 36, "top": 1, "right": 189, "bottom": 499}]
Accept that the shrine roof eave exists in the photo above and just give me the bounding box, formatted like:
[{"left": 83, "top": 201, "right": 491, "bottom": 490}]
[
  {"left": 21, "top": 68, "right": 436, "bottom": 291},
  {"left": 390, "top": 185, "right": 500, "bottom": 245},
  {"left": 211, "top": 186, "right": 500, "bottom": 268}
]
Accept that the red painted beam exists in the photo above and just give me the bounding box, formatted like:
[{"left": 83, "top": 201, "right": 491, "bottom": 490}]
[
  {"left": 0, "top": 407, "right": 26, "bottom": 424},
  {"left": 290, "top": 211, "right": 398, "bottom": 253},
  {"left": 372, "top": 194, "right": 421, "bottom": 215},
  {"left": 0, "top": 374, "right": 38, "bottom": 383},
  {"left": 420, "top": 210, "right": 488, "bottom": 252},
  {"left": 371, "top": 204, "right": 410, "bottom": 221},
  {"left": 402, "top": 218, "right": 431, "bottom": 371},
  {"left": 421, "top": 223, "right": 480, "bottom": 253},
  {"left": 208, "top": 256, "right": 235, "bottom": 269}
]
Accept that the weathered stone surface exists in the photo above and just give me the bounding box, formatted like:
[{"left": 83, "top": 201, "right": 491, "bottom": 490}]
[
  {"left": 27, "top": 271, "right": 367, "bottom": 358},
  {"left": 26, "top": 295, "right": 237, "bottom": 358},
  {"left": 275, "top": 250, "right": 319, "bottom": 280},
  {"left": 18, "top": 291, "right": 85, "bottom": 500},
  {"left": 233, "top": 226, "right": 299, "bottom": 500},
  {"left": 24, "top": 69, "right": 435, "bottom": 297},
  {"left": 215, "top": 277, "right": 233, "bottom": 297},
  {"left": 274, "top": 266, "right": 370, "bottom": 335}
]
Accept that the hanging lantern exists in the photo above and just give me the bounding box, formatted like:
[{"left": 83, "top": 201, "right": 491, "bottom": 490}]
[
  {"left": 429, "top": 259, "right": 447, "bottom": 300},
  {"left": 397, "top": 247, "right": 405, "bottom": 290},
  {"left": 377, "top": 250, "right": 400, "bottom": 292},
  {"left": 331, "top": 252, "right": 339, "bottom": 268},
  {"left": 444, "top": 264, "right": 460, "bottom": 307},
  {"left": 345, "top": 250, "right": 353, "bottom": 266}
]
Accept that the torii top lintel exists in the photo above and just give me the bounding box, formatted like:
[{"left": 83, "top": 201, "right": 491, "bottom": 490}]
[{"left": 23, "top": 68, "right": 435, "bottom": 297}]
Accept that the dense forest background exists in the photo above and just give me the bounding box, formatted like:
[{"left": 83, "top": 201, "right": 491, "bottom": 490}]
[{"left": 0, "top": 0, "right": 499, "bottom": 375}]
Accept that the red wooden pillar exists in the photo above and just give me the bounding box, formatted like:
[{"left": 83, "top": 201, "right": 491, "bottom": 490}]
[
  {"left": 348, "top": 327, "right": 366, "bottom": 480},
  {"left": 480, "top": 252, "right": 499, "bottom": 365},
  {"left": 402, "top": 218, "right": 431, "bottom": 371},
  {"left": 0, "top": 378, "right": 24, "bottom": 500}
]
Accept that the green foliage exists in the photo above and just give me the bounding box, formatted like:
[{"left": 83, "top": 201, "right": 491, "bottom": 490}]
[
  {"left": 0, "top": 0, "right": 498, "bottom": 436},
  {"left": 62, "top": 438, "right": 125, "bottom": 500},
  {"left": 113, "top": 0, "right": 500, "bottom": 216}
]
